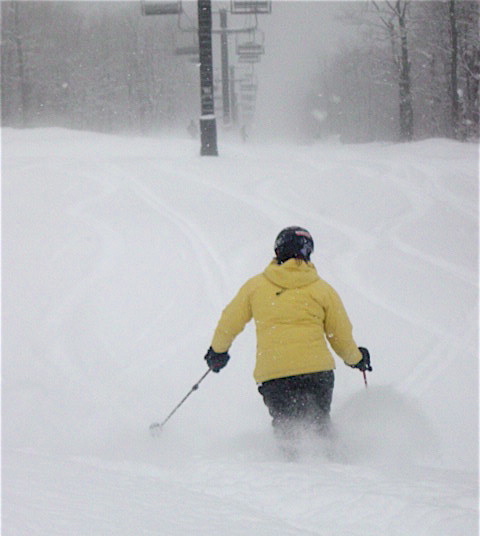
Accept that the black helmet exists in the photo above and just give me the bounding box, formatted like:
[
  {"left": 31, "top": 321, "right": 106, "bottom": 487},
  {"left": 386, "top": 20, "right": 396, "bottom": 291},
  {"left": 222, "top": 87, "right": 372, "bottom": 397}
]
[{"left": 274, "top": 226, "right": 314, "bottom": 263}]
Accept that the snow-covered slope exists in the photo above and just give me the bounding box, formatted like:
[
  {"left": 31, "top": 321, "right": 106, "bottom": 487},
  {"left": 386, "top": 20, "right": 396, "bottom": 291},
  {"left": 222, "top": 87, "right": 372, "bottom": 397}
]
[{"left": 2, "top": 128, "right": 478, "bottom": 535}]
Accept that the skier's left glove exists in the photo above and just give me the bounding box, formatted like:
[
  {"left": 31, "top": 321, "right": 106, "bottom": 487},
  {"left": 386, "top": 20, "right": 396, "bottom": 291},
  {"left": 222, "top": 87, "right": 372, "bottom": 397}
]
[
  {"left": 204, "top": 347, "right": 230, "bottom": 373},
  {"left": 351, "top": 347, "right": 372, "bottom": 372}
]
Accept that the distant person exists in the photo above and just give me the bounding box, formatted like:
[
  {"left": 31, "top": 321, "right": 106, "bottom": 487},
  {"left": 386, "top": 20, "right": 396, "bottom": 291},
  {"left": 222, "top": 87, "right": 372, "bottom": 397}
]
[
  {"left": 187, "top": 119, "right": 198, "bottom": 139},
  {"left": 204, "top": 226, "right": 371, "bottom": 457},
  {"left": 240, "top": 125, "right": 248, "bottom": 142}
]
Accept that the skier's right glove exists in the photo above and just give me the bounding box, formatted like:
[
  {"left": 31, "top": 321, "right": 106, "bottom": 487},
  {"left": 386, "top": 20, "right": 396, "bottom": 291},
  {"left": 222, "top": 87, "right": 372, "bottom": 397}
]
[
  {"left": 351, "top": 347, "right": 372, "bottom": 372},
  {"left": 204, "top": 347, "right": 230, "bottom": 373}
]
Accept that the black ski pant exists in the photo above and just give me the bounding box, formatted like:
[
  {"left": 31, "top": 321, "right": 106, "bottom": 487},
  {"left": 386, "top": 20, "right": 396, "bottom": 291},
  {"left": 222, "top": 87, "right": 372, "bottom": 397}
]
[{"left": 258, "top": 371, "right": 334, "bottom": 438}]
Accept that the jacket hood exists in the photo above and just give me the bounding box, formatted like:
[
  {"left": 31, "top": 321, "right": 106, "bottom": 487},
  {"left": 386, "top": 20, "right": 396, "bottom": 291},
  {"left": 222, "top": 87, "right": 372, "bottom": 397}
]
[{"left": 263, "top": 259, "right": 319, "bottom": 289}]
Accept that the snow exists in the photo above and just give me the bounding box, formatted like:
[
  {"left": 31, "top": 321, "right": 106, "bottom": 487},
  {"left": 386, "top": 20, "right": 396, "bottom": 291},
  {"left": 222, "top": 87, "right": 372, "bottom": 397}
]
[{"left": 2, "top": 128, "right": 479, "bottom": 535}]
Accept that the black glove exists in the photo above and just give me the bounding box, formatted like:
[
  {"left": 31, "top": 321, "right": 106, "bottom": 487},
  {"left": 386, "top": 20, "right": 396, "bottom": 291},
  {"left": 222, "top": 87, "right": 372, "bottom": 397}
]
[
  {"left": 351, "top": 347, "right": 372, "bottom": 372},
  {"left": 204, "top": 347, "right": 230, "bottom": 373}
]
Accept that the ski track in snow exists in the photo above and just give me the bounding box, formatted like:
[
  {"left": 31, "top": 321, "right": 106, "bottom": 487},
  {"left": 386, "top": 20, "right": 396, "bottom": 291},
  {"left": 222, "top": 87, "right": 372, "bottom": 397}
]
[
  {"left": 3, "top": 130, "right": 478, "bottom": 536},
  {"left": 4, "top": 449, "right": 477, "bottom": 536},
  {"left": 126, "top": 173, "right": 230, "bottom": 310},
  {"left": 300, "top": 153, "right": 476, "bottom": 324},
  {"left": 42, "top": 164, "right": 126, "bottom": 381}
]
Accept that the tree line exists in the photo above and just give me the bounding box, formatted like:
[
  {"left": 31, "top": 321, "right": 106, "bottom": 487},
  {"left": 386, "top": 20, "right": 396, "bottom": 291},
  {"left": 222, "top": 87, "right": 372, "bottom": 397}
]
[
  {"left": 1, "top": 1, "right": 199, "bottom": 133},
  {"left": 314, "top": 1, "right": 479, "bottom": 142},
  {"left": 1, "top": 1, "right": 479, "bottom": 142}
]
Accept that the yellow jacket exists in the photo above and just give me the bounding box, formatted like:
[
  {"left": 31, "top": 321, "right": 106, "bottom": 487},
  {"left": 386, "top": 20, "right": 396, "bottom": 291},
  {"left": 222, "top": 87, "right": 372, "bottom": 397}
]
[{"left": 211, "top": 259, "right": 362, "bottom": 383}]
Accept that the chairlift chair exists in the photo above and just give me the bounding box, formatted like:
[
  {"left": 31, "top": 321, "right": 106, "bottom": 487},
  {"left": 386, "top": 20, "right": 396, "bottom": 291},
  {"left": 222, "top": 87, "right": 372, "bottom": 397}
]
[
  {"left": 141, "top": 0, "right": 182, "bottom": 16},
  {"left": 235, "top": 29, "right": 265, "bottom": 56},
  {"left": 175, "top": 45, "right": 199, "bottom": 56},
  {"left": 237, "top": 42, "right": 265, "bottom": 55},
  {"left": 238, "top": 54, "right": 261, "bottom": 63},
  {"left": 231, "top": 0, "right": 271, "bottom": 14},
  {"left": 240, "top": 82, "right": 257, "bottom": 91},
  {"left": 173, "top": 30, "right": 198, "bottom": 60}
]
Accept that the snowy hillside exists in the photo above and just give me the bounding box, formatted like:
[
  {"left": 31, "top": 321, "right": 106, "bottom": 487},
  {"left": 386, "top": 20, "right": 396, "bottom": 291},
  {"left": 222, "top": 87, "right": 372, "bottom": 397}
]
[{"left": 2, "top": 128, "right": 478, "bottom": 535}]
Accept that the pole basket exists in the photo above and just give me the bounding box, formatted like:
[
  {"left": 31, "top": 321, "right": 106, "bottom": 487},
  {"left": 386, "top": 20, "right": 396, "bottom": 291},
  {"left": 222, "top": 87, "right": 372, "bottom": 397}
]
[{"left": 141, "top": 0, "right": 182, "bottom": 16}]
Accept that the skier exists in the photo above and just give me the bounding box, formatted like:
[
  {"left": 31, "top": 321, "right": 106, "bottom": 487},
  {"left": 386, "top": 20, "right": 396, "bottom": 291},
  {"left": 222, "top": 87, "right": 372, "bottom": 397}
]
[
  {"left": 187, "top": 119, "right": 198, "bottom": 139},
  {"left": 204, "top": 226, "right": 371, "bottom": 454},
  {"left": 240, "top": 125, "right": 248, "bottom": 142}
]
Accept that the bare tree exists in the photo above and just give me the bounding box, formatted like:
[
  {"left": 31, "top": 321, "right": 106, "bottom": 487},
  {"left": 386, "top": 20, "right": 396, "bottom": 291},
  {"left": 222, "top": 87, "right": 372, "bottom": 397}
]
[
  {"left": 1, "top": 2, "right": 198, "bottom": 133},
  {"left": 454, "top": 0, "right": 479, "bottom": 140},
  {"left": 448, "top": 0, "right": 460, "bottom": 137},
  {"left": 412, "top": 0, "right": 479, "bottom": 140},
  {"left": 320, "top": 1, "right": 478, "bottom": 143},
  {"left": 1, "top": 1, "right": 31, "bottom": 126},
  {"left": 371, "top": 0, "right": 413, "bottom": 141}
]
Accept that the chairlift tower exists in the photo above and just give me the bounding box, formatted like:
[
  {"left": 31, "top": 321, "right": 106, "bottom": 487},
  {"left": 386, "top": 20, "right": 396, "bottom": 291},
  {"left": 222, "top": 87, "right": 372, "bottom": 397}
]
[
  {"left": 197, "top": 0, "right": 218, "bottom": 155},
  {"left": 141, "top": 0, "right": 271, "bottom": 153},
  {"left": 214, "top": 3, "right": 269, "bottom": 127},
  {"left": 219, "top": 9, "right": 230, "bottom": 125},
  {"left": 141, "top": 0, "right": 218, "bottom": 156}
]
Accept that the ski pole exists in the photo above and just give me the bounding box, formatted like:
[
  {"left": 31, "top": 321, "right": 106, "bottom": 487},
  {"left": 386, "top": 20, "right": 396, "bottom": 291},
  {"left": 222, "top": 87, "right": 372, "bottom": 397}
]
[
  {"left": 362, "top": 369, "right": 368, "bottom": 388},
  {"left": 149, "top": 369, "right": 212, "bottom": 436}
]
